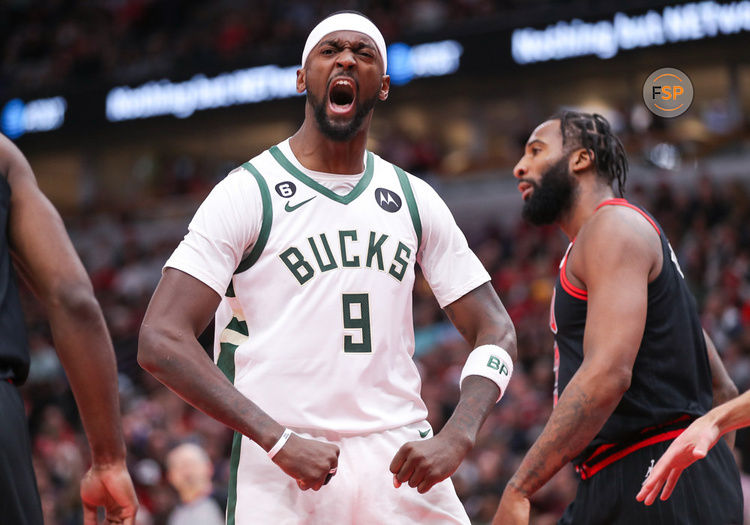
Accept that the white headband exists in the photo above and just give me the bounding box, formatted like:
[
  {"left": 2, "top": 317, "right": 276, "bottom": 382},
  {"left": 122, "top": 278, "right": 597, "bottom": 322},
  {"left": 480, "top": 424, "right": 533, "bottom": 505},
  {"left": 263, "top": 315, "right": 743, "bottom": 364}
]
[{"left": 301, "top": 13, "right": 387, "bottom": 72}]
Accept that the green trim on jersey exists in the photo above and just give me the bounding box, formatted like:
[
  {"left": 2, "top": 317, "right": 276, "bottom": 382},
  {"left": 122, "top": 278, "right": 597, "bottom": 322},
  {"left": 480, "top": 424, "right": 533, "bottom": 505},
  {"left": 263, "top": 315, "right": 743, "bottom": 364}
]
[
  {"left": 235, "top": 161, "right": 273, "bottom": 275},
  {"left": 226, "top": 431, "right": 242, "bottom": 525},
  {"left": 226, "top": 317, "right": 249, "bottom": 337},
  {"left": 217, "top": 316, "right": 246, "bottom": 525},
  {"left": 216, "top": 315, "right": 248, "bottom": 384},
  {"left": 217, "top": 343, "right": 238, "bottom": 384},
  {"left": 394, "top": 166, "right": 422, "bottom": 253},
  {"left": 269, "top": 145, "right": 374, "bottom": 204},
  {"left": 217, "top": 339, "right": 241, "bottom": 525}
]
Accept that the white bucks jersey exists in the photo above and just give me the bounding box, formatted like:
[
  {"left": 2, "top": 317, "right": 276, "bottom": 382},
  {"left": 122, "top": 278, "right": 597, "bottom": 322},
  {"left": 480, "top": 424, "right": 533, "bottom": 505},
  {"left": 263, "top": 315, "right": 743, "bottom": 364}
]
[{"left": 166, "top": 141, "right": 490, "bottom": 433}]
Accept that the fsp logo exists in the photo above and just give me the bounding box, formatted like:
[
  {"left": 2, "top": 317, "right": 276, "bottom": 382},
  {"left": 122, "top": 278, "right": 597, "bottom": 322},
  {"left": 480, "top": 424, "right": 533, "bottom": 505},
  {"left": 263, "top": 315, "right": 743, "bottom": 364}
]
[
  {"left": 642, "top": 68, "right": 693, "bottom": 118},
  {"left": 375, "top": 188, "right": 402, "bottom": 212}
]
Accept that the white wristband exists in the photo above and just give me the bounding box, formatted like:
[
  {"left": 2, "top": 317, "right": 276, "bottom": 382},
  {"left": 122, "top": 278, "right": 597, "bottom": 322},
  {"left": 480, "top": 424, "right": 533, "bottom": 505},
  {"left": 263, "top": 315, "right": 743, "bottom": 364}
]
[
  {"left": 459, "top": 345, "right": 514, "bottom": 403},
  {"left": 267, "top": 428, "right": 293, "bottom": 459}
]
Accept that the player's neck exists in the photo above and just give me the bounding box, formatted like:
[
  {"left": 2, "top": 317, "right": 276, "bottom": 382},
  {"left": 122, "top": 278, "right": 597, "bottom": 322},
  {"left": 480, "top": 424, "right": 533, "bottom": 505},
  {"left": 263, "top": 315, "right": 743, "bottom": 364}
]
[
  {"left": 559, "top": 181, "right": 615, "bottom": 240},
  {"left": 289, "top": 115, "right": 371, "bottom": 175}
]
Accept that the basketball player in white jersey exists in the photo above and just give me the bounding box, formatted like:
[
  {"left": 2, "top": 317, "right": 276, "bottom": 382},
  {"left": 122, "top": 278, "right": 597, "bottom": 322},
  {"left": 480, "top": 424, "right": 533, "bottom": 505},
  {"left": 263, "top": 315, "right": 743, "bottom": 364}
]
[{"left": 139, "top": 11, "right": 516, "bottom": 524}]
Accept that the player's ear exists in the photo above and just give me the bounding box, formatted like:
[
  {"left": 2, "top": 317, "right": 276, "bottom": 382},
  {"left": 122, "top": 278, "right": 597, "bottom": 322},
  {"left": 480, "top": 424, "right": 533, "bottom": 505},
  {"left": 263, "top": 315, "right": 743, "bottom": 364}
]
[
  {"left": 571, "top": 148, "right": 594, "bottom": 174},
  {"left": 379, "top": 75, "right": 390, "bottom": 101},
  {"left": 296, "top": 68, "right": 306, "bottom": 94}
]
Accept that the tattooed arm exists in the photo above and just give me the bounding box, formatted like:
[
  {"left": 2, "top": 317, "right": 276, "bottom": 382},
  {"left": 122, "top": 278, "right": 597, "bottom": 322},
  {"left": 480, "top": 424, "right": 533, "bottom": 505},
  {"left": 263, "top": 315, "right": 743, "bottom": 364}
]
[
  {"left": 493, "top": 207, "right": 656, "bottom": 524},
  {"left": 390, "top": 282, "right": 517, "bottom": 493}
]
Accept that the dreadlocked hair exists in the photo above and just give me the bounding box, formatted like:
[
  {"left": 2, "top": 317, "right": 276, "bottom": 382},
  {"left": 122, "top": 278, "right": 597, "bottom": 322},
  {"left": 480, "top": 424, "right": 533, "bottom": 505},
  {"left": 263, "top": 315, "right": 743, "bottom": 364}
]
[{"left": 551, "top": 110, "right": 628, "bottom": 196}]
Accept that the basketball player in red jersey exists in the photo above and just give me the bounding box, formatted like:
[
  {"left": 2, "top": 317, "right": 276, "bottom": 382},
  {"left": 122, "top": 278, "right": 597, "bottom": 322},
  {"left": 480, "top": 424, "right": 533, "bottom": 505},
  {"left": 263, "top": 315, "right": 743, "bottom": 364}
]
[{"left": 492, "top": 111, "right": 742, "bottom": 524}]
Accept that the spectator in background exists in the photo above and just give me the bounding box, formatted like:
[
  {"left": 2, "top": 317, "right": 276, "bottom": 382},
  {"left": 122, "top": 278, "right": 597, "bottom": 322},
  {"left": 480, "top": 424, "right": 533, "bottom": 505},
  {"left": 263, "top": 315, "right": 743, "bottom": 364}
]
[{"left": 166, "top": 443, "right": 224, "bottom": 525}]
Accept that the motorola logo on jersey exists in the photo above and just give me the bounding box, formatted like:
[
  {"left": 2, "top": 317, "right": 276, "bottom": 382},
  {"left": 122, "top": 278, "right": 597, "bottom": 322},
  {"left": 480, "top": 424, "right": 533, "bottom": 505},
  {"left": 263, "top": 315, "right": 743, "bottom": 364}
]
[
  {"left": 375, "top": 188, "right": 402, "bottom": 212},
  {"left": 275, "top": 181, "right": 297, "bottom": 198}
]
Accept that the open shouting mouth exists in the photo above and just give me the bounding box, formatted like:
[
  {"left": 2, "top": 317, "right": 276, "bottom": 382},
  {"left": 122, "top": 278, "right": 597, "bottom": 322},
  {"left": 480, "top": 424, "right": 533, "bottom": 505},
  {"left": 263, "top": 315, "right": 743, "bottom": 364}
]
[{"left": 328, "top": 77, "right": 357, "bottom": 116}]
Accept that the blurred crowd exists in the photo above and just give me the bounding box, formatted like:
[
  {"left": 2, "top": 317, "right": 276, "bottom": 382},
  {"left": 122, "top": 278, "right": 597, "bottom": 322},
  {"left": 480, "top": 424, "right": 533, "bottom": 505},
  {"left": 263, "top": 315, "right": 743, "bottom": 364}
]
[
  {"left": 18, "top": 148, "right": 750, "bottom": 523},
  {"left": 1, "top": 0, "right": 530, "bottom": 95}
]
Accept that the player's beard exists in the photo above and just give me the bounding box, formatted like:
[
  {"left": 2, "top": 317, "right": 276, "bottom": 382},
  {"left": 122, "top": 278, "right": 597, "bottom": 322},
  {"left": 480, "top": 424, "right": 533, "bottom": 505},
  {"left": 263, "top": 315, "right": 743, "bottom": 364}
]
[
  {"left": 522, "top": 156, "right": 578, "bottom": 225},
  {"left": 308, "top": 81, "right": 379, "bottom": 142}
]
